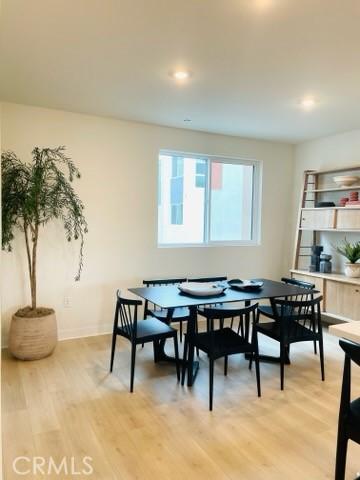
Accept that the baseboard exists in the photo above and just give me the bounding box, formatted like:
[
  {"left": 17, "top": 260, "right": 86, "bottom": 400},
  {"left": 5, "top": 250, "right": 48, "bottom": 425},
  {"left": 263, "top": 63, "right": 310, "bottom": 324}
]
[
  {"left": 57, "top": 323, "right": 113, "bottom": 341},
  {"left": 58, "top": 317, "right": 209, "bottom": 341},
  {"left": 1, "top": 317, "right": 208, "bottom": 349},
  {"left": 1, "top": 323, "right": 114, "bottom": 349}
]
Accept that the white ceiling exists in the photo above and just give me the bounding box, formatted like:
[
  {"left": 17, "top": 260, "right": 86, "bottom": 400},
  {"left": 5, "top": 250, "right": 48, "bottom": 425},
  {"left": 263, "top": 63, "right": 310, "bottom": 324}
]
[{"left": 1, "top": 0, "right": 360, "bottom": 143}]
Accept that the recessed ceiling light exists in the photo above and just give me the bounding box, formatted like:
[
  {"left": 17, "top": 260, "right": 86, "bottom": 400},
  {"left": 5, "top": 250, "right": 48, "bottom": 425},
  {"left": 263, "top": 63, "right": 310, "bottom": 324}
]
[
  {"left": 300, "top": 97, "right": 317, "bottom": 110},
  {"left": 171, "top": 70, "right": 190, "bottom": 81},
  {"left": 254, "top": 0, "right": 273, "bottom": 10}
]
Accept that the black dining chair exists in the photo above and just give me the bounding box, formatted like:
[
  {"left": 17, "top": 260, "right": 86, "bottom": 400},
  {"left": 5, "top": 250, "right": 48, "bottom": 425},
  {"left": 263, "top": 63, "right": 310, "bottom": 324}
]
[
  {"left": 181, "top": 303, "right": 261, "bottom": 411},
  {"left": 189, "top": 276, "right": 228, "bottom": 330},
  {"left": 258, "top": 277, "right": 315, "bottom": 319},
  {"left": 258, "top": 277, "right": 317, "bottom": 360},
  {"left": 335, "top": 339, "right": 360, "bottom": 480},
  {"left": 188, "top": 276, "right": 228, "bottom": 283},
  {"left": 143, "top": 278, "right": 189, "bottom": 341},
  {"left": 109, "top": 290, "right": 180, "bottom": 392},
  {"left": 252, "top": 295, "right": 324, "bottom": 390}
]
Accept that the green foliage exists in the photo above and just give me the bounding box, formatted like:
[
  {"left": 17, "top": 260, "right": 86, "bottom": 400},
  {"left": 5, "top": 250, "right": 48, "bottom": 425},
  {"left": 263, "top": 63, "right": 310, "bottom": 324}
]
[
  {"left": 2, "top": 146, "right": 88, "bottom": 309},
  {"left": 335, "top": 238, "right": 360, "bottom": 264}
]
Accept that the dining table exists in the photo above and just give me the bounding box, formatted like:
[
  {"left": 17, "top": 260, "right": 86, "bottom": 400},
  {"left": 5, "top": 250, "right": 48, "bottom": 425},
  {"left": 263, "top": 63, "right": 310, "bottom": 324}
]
[
  {"left": 129, "top": 278, "right": 313, "bottom": 386},
  {"left": 329, "top": 322, "right": 360, "bottom": 345}
]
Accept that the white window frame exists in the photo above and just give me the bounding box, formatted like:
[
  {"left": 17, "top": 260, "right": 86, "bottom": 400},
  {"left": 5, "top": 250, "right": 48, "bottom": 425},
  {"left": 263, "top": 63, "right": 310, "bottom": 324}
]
[{"left": 157, "top": 150, "right": 263, "bottom": 248}]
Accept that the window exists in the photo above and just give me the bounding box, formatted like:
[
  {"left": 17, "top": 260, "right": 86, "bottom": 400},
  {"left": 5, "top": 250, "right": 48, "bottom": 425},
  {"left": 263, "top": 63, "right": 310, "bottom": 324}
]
[
  {"left": 195, "top": 160, "right": 206, "bottom": 188},
  {"left": 158, "top": 151, "right": 262, "bottom": 246},
  {"left": 170, "top": 157, "right": 184, "bottom": 225}
]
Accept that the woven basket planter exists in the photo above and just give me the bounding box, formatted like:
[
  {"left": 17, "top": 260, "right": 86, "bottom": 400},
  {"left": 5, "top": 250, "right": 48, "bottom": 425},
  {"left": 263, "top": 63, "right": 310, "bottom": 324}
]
[{"left": 9, "top": 311, "right": 57, "bottom": 360}]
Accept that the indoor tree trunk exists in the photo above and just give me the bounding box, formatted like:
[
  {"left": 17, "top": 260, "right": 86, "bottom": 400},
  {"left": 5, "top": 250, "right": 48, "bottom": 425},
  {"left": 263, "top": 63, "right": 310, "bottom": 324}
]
[
  {"left": 30, "top": 270, "right": 37, "bottom": 310},
  {"left": 24, "top": 222, "right": 38, "bottom": 311},
  {"left": 31, "top": 225, "right": 38, "bottom": 310}
]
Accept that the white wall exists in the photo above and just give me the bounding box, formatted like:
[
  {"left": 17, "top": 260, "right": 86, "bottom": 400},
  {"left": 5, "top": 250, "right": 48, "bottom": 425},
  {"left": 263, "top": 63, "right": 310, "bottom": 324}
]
[
  {"left": 1, "top": 103, "right": 294, "bottom": 344},
  {"left": 293, "top": 130, "right": 360, "bottom": 272}
]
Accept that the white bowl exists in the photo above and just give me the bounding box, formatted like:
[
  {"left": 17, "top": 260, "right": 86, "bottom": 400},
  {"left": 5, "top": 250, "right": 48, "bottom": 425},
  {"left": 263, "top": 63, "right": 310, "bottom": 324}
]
[
  {"left": 333, "top": 175, "right": 359, "bottom": 187},
  {"left": 178, "top": 282, "right": 225, "bottom": 297}
]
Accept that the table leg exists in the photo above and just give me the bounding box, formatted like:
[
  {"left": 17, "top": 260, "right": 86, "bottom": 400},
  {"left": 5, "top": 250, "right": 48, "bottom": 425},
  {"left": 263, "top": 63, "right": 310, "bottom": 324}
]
[
  {"left": 152, "top": 307, "right": 184, "bottom": 364},
  {"left": 153, "top": 338, "right": 176, "bottom": 363},
  {"left": 244, "top": 300, "right": 251, "bottom": 342},
  {"left": 187, "top": 305, "right": 200, "bottom": 387},
  {"left": 153, "top": 339, "right": 190, "bottom": 365}
]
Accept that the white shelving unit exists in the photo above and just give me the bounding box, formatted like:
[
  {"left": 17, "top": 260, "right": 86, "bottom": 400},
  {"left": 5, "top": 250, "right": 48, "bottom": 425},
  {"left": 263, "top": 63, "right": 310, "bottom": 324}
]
[{"left": 291, "top": 166, "right": 360, "bottom": 322}]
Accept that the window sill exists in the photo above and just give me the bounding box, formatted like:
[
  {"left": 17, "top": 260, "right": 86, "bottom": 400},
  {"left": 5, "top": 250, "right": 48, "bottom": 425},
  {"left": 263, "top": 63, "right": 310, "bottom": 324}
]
[{"left": 157, "top": 241, "right": 261, "bottom": 249}]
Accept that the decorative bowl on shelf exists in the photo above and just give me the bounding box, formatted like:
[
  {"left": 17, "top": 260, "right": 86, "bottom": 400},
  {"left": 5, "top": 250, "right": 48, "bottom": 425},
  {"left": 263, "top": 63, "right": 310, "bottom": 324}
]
[
  {"left": 333, "top": 175, "right": 359, "bottom": 187},
  {"left": 315, "top": 201, "right": 335, "bottom": 208}
]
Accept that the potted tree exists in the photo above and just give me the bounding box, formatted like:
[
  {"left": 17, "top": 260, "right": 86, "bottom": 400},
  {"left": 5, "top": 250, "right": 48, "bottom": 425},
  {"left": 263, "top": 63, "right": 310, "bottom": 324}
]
[
  {"left": 2, "top": 146, "right": 87, "bottom": 360},
  {"left": 336, "top": 238, "right": 360, "bottom": 278}
]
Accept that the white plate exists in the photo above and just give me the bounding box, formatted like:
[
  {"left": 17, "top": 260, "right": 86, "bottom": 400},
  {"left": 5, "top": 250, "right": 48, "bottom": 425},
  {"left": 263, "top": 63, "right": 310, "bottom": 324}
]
[
  {"left": 178, "top": 282, "right": 225, "bottom": 297},
  {"left": 229, "top": 280, "right": 264, "bottom": 291}
]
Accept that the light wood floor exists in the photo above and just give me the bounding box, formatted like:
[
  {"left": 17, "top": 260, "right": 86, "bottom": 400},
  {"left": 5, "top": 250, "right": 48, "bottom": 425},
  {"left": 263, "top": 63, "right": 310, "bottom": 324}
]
[{"left": 2, "top": 327, "right": 360, "bottom": 479}]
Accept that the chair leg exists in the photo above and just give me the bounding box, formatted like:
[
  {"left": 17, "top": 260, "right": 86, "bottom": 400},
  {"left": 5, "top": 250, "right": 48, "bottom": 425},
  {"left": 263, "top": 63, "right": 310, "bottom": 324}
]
[
  {"left": 109, "top": 331, "right": 117, "bottom": 373},
  {"left": 280, "top": 343, "right": 285, "bottom": 391},
  {"left": 195, "top": 320, "right": 200, "bottom": 357},
  {"left": 248, "top": 353, "right": 253, "bottom": 370},
  {"left": 130, "top": 343, "right": 136, "bottom": 393},
  {"left": 335, "top": 428, "right": 348, "bottom": 480},
  {"left": 240, "top": 318, "right": 244, "bottom": 338},
  {"left": 181, "top": 337, "right": 188, "bottom": 386},
  {"left": 312, "top": 318, "right": 317, "bottom": 355},
  {"left": 173, "top": 335, "right": 180, "bottom": 382},
  {"left": 249, "top": 327, "right": 256, "bottom": 370},
  {"left": 209, "top": 358, "right": 214, "bottom": 411},
  {"left": 224, "top": 356, "right": 228, "bottom": 376},
  {"left": 179, "top": 321, "right": 183, "bottom": 343},
  {"left": 244, "top": 313, "right": 250, "bottom": 342},
  {"left": 153, "top": 340, "right": 159, "bottom": 363},
  {"left": 255, "top": 350, "right": 261, "bottom": 397},
  {"left": 319, "top": 334, "right": 325, "bottom": 381},
  {"left": 285, "top": 344, "right": 291, "bottom": 363}
]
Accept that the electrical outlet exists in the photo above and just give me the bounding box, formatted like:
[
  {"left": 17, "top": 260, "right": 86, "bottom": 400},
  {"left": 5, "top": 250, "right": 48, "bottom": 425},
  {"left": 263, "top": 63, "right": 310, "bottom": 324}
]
[{"left": 64, "top": 296, "right": 71, "bottom": 308}]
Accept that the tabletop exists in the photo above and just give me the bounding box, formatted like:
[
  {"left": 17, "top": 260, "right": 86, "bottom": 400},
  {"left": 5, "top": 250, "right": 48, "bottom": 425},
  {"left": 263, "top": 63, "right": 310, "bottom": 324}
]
[
  {"left": 129, "top": 278, "right": 315, "bottom": 309},
  {"left": 329, "top": 322, "right": 360, "bottom": 344}
]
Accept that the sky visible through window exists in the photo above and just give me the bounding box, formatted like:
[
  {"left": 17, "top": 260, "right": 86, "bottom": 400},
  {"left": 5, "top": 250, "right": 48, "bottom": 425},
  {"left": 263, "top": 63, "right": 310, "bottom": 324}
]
[{"left": 158, "top": 153, "right": 259, "bottom": 245}]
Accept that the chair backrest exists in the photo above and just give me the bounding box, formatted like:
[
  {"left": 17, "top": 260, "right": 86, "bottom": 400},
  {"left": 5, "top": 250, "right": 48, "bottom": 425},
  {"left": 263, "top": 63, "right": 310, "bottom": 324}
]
[
  {"left": 338, "top": 339, "right": 360, "bottom": 417},
  {"left": 281, "top": 277, "right": 316, "bottom": 304},
  {"left": 281, "top": 277, "right": 315, "bottom": 290},
  {"left": 143, "top": 277, "right": 187, "bottom": 287},
  {"left": 270, "top": 295, "right": 323, "bottom": 338},
  {"left": 114, "top": 290, "right": 142, "bottom": 339},
  {"left": 202, "top": 303, "right": 259, "bottom": 343},
  {"left": 142, "top": 277, "right": 187, "bottom": 315},
  {"left": 188, "top": 276, "right": 227, "bottom": 283}
]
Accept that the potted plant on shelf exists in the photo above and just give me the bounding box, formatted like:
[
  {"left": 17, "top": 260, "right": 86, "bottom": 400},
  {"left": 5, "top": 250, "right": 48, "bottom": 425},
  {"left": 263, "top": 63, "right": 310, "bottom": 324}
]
[
  {"left": 2, "top": 146, "right": 88, "bottom": 360},
  {"left": 335, "top": 238, "right": 360, "bottom": 278}
]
